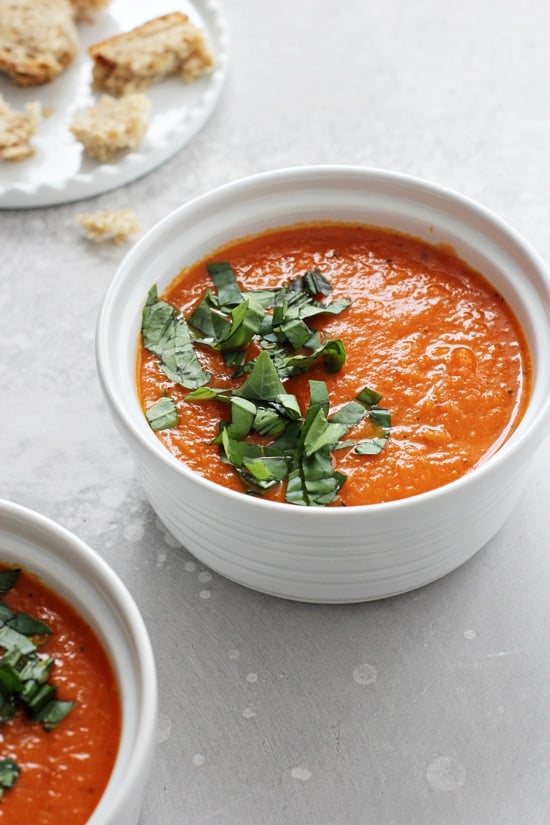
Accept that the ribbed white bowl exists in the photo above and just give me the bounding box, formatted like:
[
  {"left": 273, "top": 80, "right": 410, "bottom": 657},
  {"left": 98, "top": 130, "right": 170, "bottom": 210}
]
[
  {"left": 96, "top": 166, "right": 550, "bottom": 602},
  {"left": 0, "top": 499, "right": 157, "bottom": 824}
]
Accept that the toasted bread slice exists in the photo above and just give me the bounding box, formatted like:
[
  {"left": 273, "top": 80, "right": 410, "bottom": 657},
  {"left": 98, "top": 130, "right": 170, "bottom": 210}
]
[
  {"left": 0, "top": 93, "right": 41, "bottom": 160},
  {"left": 70, "top": 93, "right": 151, "bottom": 162},
  {"left": 89, "top": 12, "right": 214, "bottom": 96},
  {"left": 76, "top": 208, "right": 140, "bottom": 243},
  {"left": 0, "top": 0, "right": 78, "bottom": 86}
]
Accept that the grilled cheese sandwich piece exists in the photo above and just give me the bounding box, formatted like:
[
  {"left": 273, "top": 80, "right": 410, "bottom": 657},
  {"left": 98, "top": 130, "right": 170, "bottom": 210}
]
[
  {"left": 70, "top": 93, "right": 151, "bottom": 162},
  {"left": 0, "top": 94, "right": 41, "bottom": 160},
  {"left": 89, "top": 12, "right": 214, "bottom": 96},
  {"left": 0, "top": 0, "right": 78, "bottom": 86}
]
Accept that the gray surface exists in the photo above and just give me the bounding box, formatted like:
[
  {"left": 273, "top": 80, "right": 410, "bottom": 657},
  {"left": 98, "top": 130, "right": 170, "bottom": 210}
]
[{"left": 2, "top": 1, "right": 550, "bottom": 823}]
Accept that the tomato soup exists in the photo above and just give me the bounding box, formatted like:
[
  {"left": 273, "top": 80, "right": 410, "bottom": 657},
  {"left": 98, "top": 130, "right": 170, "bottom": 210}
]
[
  {"left": 137, "top": 222, "right": 531, "bottom": 506},
  {"left": 0, "top": 566, "right": 121, "bottom": 824}
]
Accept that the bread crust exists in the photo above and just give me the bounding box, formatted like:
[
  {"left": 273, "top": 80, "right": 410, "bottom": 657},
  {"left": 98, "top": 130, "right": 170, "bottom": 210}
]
[
  {"left": 89, "top": 12, "right": 214, "bottom": 96},
  {"left": 0, "top": 0, "right": 78, "bottom": 86}
]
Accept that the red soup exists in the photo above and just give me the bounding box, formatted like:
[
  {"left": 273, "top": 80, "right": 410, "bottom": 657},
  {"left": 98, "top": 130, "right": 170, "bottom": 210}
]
[
  {"left": 0, "top": 565, "right": 121, "bottom": 824},
  {"left": 137, "top": 222, "right": 531, "bottom": 506}
]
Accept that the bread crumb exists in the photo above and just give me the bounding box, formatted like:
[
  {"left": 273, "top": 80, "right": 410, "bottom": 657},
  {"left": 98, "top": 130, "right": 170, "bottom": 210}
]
[
  {"left": 76, "top": 208, "right": 140, "bottom": 244},
  {"left": 0, "top": 0, "right": 78, "bottom": 86},
  {"left": 0, "top": 94, "right": 41, "bottom": 160},
  {"left": 89, "top": 12, "right": 214, "bottom": 96},
  {"left": 70, "top": 93, "right": 151, "bottom": 162}
]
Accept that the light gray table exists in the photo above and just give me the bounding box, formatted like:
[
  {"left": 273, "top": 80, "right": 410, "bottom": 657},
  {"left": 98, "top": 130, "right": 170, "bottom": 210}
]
[{"left": 2, "top": 1, "right": 550, "bottom": 823}]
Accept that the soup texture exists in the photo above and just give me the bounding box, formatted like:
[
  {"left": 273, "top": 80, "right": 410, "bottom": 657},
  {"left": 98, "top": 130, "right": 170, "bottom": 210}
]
[
  {"left": 0, "top": 566, "right": 121, "bottom": 824},
  {"left": 137, "top": 222, "right": 531, "bottom": 506}
]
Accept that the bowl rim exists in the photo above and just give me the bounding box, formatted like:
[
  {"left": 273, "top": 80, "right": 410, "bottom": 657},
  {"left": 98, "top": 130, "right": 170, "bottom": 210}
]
[
  {"left": 0, "top": 497, "right": 158, "bottom": 824},
  {"left": 96, "top": 164, "right": 550, "bottom": 515}
]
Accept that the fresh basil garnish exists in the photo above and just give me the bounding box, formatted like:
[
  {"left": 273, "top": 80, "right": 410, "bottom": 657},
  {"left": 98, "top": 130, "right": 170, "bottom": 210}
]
[
  {"left": 142, "top": 285, "right": 211, "bottom": 389},
  {"left": 145, "top": 396, "right": 179, "bottom": 431},
  {"left": 0, "top": 758, "right": 19, "bottom": 800},
  {"left": 0, "top": 567, "right": 78, "bottom": 799},
  {"left": 142, "top": 263, "right": 391, "bottom": 504}
]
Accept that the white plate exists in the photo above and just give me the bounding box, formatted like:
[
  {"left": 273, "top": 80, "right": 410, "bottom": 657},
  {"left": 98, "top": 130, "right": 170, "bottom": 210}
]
[{"left": 0, "top": 0, "right": 228, "bottom": 209}]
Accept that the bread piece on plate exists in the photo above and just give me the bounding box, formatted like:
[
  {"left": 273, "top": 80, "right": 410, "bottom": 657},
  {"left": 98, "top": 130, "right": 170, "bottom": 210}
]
[
  {"left": 70, "top": 0, "right": 111, "bottom": 22},
  {"left": 76, "top": 208, "right": 140, "bottom": 244},
  {"left": 70, "top": 93, "right": 151, "bottom": 162},
  {"left": 0, "top": 0, "right": 78, "bottom": 86},
  {"left": 89, "top": 12, "right": 214, "bottom": 96},
  {"left": 0, "top": 94, "right": 41, "bottom": 160}
]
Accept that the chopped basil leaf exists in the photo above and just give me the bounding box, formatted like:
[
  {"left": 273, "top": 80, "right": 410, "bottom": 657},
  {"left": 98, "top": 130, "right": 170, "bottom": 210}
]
[
  {"left": 299, "top": 297, "right": 352, "bottom": 319},
  {"left": 225, "top": 397, "right": 257, "bottom": 440},
  {"left": 252, "top": 406, "right": 288, "bottom": 438},
  {"left": 243, "top": 456, "right": 289, "bottom": 483},
  {"left": 219, "top": 429, "right": 263, "bottom": 469},
  {"left": 357, "top": 387, "right": 383, "bottom": 406},
  {"left": 354, "top": 437, "right": 389, "bottom": 455},
  {"left": 19, "top": 654, "right": 54, "bottom": 684},
  {"left": 7, "top": 613, "right": 52, "bottom": 637},
  {"left": 146, "top": 396, "right": 179, "bottom": 431},
  {"left": 184, "top": 385, "right": 231, "bottom": 402},
  {"left": 303, "top": 268, "right": 332, "bottom": 296},
  {"left": 35, "top": 699, "right": 76, "bottom": 732},
  {"left": 0, "top": 601, "right": 13, "bottom": 624},
  {"left": 282, "top": 338, "right": 346, "bottom": 377},
  {"left": 141, "top": 285, "right": 211, "bottom": 389},
  {"left": 330, "top": 400, "right": 367, "bottom": 428},
  {"left": 238, "top": 351, "right": 287, "bottom": 401},
  {"left": 0, "top": 662, "right": 24, "bottom": 694},
  {"left": 0, "top": 701, "right": 16, "bottom": 725},
  {"left": 275, "top": 317, "right": 313, "bottom": 349},
  {"left": 0, "top": 569, "right": 19, "bottom": 595},
  {"left": 187, "top": 289, "right": 218, "bottom": 337},
  {"left": 286, "top": 451, "right": 346, "bottom": 507},
  {"left": 25, "top": 682, "right": 56, "bottom": 717},
  {"left": 0, "top": 757, "right": 20, "bottom": 799},
  {"left": 217, "top": 297, "right": 265, "bottom": 352},
  {"left": 0, "top": 625, "right": 36, "bottom": 654},
  {"left": 206, "top": 262, "right": 243, "bottom": 306},
  {"left": 353, "top": 403, "right": 391, "bottom": 455},
  {"left": 304, "top": 415, "right": 349, "bottom": 457},
  {"left": 369, "top": 407, "right": 391, "bottom": 430}
]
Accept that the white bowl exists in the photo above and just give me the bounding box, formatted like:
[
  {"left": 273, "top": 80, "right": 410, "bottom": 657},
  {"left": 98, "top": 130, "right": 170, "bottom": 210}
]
[
  {"left": 96, "top": 166, "right": 550, "bottom": 603},
  {"left": 0, "top": 498, "right": 157, "bottom": 824}
]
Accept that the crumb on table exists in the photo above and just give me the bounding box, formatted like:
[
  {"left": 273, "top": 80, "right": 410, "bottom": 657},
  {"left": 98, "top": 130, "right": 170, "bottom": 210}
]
[{"left": 76, "top": 208, "right": 140, "bottom": 243}]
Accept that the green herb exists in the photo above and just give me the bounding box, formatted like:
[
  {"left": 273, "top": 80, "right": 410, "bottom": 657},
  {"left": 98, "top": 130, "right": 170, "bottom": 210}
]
[
  {"left": 0, "top": 568, "right": 77, "bottom": 801},
  {"left": 145, "top": 395, "right": 179, "bottom": 431},
  {"left": 7, "top": 613, "right": 52, "bottom": 637},
  {"left": 142, "top": 264, "right": 391, "bottom": 504},
  {"left": 206, "top": 261, "right": 244, "bottom": 306},
  {"left": 141, "top": 285, "right": 210, "bottom": 389},
  {"left": 188, "top": 369, "right": 390, "bottom": 505},
  {"left": 0, "top": 758, "right": 19, "bottom": 800},
  {"left": 0, "top": 570, "right": 20, "bottom": 595}
]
